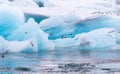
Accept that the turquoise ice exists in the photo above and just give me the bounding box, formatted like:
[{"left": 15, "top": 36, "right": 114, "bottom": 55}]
[{"left": 0, "top": 4, "right": 24, "bottom": 38}]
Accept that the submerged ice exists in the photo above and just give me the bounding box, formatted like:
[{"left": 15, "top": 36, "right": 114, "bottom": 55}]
[{"left": 0, "top": 0, "right": 120, "bottom": 53}]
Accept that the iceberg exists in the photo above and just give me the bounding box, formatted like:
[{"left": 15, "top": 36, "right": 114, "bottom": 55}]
[
  {"left": 0, "top": 0, "right": 120, "bottom": 53},
  {"left": 0, "top": 4, "right": 24, "bottom": 38},
  {"left": 9, "top": 0, "right": 39, "bottom": 7},
  {"left": 0, "top": 36, "right": 35, "bottom": 53},
  {"left": 39, "top": 13, "right": 79, "bottom": 39},
  {"left": 54, "top": 28, "right": 117, "bottom": 50},
  {"left": 0, "top": 18, "right": 55, "bottom": 53},
  {"left": 8, "top": 18, "right": 55, "bottom": 51},
  {"left": 39, "top": 15, "right": 65, "bottom": 30},
  {"left": 40, "top": 15, "right": 120, "bottom": 40},
  {"left": 1, "top": 27, "right": 118, "bottom": 53}
]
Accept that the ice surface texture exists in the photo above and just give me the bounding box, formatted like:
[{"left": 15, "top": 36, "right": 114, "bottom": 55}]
[{"left": 0, "top": 4, "right": 24, "bottom": 38}]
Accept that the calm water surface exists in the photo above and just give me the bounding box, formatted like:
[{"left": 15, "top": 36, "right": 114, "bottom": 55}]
[{"left": 1, "top": 48, "right": 120, "bottom": 74}]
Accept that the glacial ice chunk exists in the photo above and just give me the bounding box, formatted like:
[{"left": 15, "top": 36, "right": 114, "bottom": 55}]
[
  {"left": 40, "top": 15, "right": 120, "bottom": 40},
  {"left": 0, "top": 36, "right": 8, "bottom": 53},
  {"left": 0, "top": 36, "right": 35, "bottom": 53},
  {"left": 54, "top": 28, "right": 117, "bottom": 50},
  {"left": 39, "top": 15, "right": 64, "bottom": 30},
  {"left": 8, "top": 18, "right": 55, "bottom": 51},
  {"left": 9, "top": 0, "right": 39, "bottom": 7},
  {"left": 0, "top": 4, "right": 25, "bottom": 38},
  {"left": 39, "top": 14, "right": 79, "bottom": 39}
]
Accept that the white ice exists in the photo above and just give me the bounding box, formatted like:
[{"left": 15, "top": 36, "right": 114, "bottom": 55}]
[{"left": 0, "top": 36, "right": 36, "bottom": 53}]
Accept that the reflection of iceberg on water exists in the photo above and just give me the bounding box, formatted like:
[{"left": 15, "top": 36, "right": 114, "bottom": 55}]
[{"left": 0, "top": 0, "right": 120, "bottom": 53}]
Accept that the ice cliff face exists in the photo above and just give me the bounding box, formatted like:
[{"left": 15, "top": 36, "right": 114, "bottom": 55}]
[{"left": 0, "top": 0, "right": 120, "bottom": 53}]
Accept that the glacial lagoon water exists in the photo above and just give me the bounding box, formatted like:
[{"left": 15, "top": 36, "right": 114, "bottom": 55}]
[{"left": 1, "top": 48, "right": 120, "bottom": 74}]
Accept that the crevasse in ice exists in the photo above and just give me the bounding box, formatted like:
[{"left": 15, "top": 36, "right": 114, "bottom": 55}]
[{"left": 0, "top": 0, "right": 120, "bottom": 53}]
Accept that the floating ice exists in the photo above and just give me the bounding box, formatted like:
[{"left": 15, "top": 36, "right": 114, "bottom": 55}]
[
  {"left": 40, "top": 15, "right": 120, "bottom": 40},
  {"left": 0, "top": 0, "right": 120, "bottom": 53},
  {"left": 0, "top": 36, "right": 35, "bottom": 53},
  {"left": 39, "top": 13, "right": 79, "bottom": 39},
  {"left": 0, "top": 4, "right": 24, "bottom": 38},
  {"left": 54, "top": 28, "right": 117, "bottom": 50},
  {"left": 9, "top": 0, "right": 39, "bottom": 7},
  {"left": 1, "top": 28, "right": 117, "bottom": 52},
  {"left": 0, "top": 36, "right": 8, "bottom": 53},
  {"left": 39, "top": 15, "right": 65, "bottom": 30},
  {"left": 8, "top": 18, "right": 55, "bottom": 51},
  {"left": 0, "top": 18, "right": 55, "bottom": 53}
]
